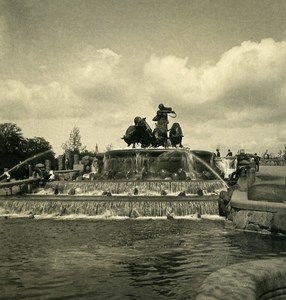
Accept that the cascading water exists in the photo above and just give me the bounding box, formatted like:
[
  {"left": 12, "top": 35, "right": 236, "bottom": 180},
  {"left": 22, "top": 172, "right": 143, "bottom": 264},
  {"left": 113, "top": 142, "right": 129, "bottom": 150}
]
[
  {"left": 0, "top": 195, "right": 219, "bottom": 217},
  {"left": 214, "top": 157, "right": 237, "bottom": 180}
]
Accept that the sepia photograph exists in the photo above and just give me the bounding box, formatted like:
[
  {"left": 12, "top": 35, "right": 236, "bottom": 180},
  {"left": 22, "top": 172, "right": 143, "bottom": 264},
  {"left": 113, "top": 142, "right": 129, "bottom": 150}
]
[{"left": 0, "top": 0, "right": 286, "bottom": 299}]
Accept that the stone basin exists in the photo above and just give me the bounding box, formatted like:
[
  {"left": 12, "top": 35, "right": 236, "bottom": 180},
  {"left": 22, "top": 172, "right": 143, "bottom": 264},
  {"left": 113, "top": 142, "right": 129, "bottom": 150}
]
[
  {"left": 248, "top": 184, "right": 286, "bottom": 202},
  {"left": 247, "top": 166, "right": 286, "bottom": 203}
]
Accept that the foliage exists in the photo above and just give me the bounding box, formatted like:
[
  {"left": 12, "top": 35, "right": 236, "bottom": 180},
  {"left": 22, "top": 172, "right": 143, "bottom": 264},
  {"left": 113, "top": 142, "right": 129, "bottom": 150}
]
[
  {"left": 106, "top": 144, "right": 113, "bottom": 152},
  {"left": 22, "top": 137, "right": 55, "bottom": 161},
  {"left": 0, "top": 123, "right": 25, "bottom": 167},
  {"left": 62, "top": 126, "right": 86, "bottom": 153},
  {"left": 0, "top": 123, "right": 55, "bottom": 170},
  {"left": 0, "top": 123, "right": 24, "bottom": 155},
  {"left": 80, "top": 149, "right": 98, "bottom": 159},
  {"left": 23, "top": 137, "right": 51, "bottom": 154}
]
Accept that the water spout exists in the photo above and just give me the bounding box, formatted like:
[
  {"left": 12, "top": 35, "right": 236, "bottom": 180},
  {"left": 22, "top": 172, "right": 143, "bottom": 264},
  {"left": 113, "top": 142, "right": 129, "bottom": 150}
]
[{"left": 190, "top": 152, "right": 229, "bottom": 190}]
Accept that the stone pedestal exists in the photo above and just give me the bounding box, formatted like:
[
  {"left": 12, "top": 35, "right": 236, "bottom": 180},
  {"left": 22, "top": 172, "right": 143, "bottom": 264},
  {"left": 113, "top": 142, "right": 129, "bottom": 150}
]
[
  {"left": 74, "top": 154, "right": 79, "bottom": 165},
  {"left": 58, "top": 155, "right": 64, "bottom": 170},
  {"left": 45, "top": 159, "right": 51, "bottom": 172}
]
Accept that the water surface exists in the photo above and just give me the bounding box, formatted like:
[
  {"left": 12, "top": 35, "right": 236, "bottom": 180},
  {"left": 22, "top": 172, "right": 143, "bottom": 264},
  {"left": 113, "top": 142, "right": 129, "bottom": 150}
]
[{"left": 1, "top": 217, "right": 286, "bottom": 299}]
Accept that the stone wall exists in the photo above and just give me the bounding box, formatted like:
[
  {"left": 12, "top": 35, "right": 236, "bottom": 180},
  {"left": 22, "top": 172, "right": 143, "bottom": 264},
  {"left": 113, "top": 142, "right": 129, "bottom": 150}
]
[
  {"left": 227, "top": 208, "right": 286, "bottom": 234},
  {"left": 227, "top": 189, "right": 286, "bottom": 234}
]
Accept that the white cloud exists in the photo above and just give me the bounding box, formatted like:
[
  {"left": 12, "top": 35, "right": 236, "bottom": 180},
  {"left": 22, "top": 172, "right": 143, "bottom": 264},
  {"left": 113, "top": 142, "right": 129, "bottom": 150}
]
[
  {"left": 0, "top": 16, "right": 7, "bottom": 59},
  {"left": 143, "top": 39, "right": 286, "bottom": 155},
  {"left": 72, "top": 47, "right": 126, "bottom": 106},
  {"left": 0, "top": 80, "right": 86, "bottom": 120},
  {"left": 277, "top": 127, "right": 286, "bottom": 143},
  {"left": 1, "top": 40, "right": 285, "bottom": 155},
  {"left": 144, "top": 39, "right": 286, "bottom": 127}
]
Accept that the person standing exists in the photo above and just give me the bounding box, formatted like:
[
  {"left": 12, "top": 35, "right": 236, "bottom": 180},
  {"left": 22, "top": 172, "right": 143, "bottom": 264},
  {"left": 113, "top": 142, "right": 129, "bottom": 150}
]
[
  {"left": 3, "top": 170, "right": 11, "bottom": 182},
  {"left": 48, "top": 169, "right": 56, "bottom": 181},
  {"left": 254, "top": 153, "right": 260, "bottom": 172},
  {"left": 226, "top": 149, "right": 233, "bottom": 157},
  {"left": 65, "top": 158, "right": 70, "bottom": 170},
  {"left": 216, "top": 149, "right": 221, "bottom": 157}
]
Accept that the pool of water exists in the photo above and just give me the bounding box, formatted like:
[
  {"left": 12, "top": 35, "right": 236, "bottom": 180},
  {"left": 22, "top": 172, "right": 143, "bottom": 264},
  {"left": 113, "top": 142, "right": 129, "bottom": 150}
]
[{"left": 1, "top": 217, "right": 286, "bottom": 299}]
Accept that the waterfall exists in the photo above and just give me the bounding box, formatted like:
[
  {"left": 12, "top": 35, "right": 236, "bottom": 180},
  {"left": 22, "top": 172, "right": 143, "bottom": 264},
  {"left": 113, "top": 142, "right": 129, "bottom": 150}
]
[
  {"left": 44, "top": 179, "right": 225, "bottom": 195},
  {"left": 0, "top": 196, "right": 219, "bottom": 217}
]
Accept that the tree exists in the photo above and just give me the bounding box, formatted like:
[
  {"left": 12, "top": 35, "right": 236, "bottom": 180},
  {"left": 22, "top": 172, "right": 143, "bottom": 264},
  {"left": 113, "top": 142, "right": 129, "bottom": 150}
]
[
  {"left": 22, "top": 137, "right": 55, "bottom": 161},
  {"left": 0, "top": 123, "right": 25, "bottom": 168},
  {"left": 0, "top": 123, "right": 55, "bottom": 171},
  {"left": 23, "top": 137, "right": 52, "bottom": 154},
  {"left": 0, "top": 123, "right": 24, "bottom": 154},
  {"left": 62, "top": 126, "right": 86, "bottom": 153}
]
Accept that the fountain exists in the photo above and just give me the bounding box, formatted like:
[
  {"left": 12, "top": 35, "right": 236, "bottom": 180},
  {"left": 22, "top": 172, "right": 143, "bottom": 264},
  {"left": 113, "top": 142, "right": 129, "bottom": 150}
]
[{"left": 0, "top": 105, "right": 228, "bottom": 218}]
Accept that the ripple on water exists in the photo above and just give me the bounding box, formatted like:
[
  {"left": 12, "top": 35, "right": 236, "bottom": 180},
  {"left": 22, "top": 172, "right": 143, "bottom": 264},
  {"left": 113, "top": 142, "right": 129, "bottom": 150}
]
[{"left": 1, "top": 218, "right": 286, "bottom": 299}]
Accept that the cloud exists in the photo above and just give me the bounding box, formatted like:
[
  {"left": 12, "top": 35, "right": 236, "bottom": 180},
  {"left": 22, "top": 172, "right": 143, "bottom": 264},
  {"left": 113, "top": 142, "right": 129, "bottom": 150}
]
[
  {"left": 141, "top": 39, "right": 286, "bottom": 155},
  {"left": 0, "top": 16, "right": 7, "bottom": 59},
  {"left": 1, "top": 40, "right": 285, "bottom": 155},
  {"left": 143, "top": 38, "right": 286, "bottom": 127},
  {"left": 0, "top": 80, "right": 87, "bottom": 120},
  {"left": 0, "top": 47, "right": 147, "bottom": 128},
  {"left": 2, "top": 39, "right": 286, "bottom": 130},
  {"left": 70, "top": 46, "right": 153, "bottom": 128},
  {"left": 277, "top": 127, "right": 286, "bottom": 143},
  {"left": 72, "top": 48, "right": 126, "bottom": 108}
]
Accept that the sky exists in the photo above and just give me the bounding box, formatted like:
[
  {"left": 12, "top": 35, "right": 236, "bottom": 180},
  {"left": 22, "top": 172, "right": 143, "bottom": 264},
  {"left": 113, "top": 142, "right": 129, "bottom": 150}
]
[{"left": 0, "top": 0, "right": 286, "bottom": 157}]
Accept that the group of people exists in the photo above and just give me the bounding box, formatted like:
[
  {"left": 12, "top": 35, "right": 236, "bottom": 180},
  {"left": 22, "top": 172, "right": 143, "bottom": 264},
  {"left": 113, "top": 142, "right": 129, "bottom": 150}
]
[{"left": 215, "top": 149, "right": 233, "bottom": 158}]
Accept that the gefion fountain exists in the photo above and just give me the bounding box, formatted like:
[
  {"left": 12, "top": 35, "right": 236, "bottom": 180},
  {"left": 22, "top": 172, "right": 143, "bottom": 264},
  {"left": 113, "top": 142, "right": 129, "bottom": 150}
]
[{"left": 0, "top": 105, "right": 227, "bottom": 218}]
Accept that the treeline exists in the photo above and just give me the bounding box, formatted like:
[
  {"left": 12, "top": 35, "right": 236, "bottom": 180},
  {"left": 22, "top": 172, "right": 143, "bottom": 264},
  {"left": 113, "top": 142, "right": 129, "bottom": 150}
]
[{"left": 0, "top": 123, "right": 55, "bottom": 172}]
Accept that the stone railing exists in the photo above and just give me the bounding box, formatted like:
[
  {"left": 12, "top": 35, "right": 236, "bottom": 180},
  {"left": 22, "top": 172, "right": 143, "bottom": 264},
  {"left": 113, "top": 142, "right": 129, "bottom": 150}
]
[{"left": 260, "top": 158, "right": 286, "bottom": 166}]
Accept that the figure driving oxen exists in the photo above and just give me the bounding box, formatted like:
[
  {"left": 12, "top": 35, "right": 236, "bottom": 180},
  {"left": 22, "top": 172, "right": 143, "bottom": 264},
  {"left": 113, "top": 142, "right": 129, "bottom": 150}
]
[
  {"left": 152, "top": 104, "right": 177, "bottom": 147},
  {"left": 122, "top": 104, "right": 183, "bottom": 148}
]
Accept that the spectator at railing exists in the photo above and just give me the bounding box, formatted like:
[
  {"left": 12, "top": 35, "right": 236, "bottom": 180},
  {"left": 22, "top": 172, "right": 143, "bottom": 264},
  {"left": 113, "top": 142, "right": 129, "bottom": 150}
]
[
  {"left": 226, "top": 149, "right": 233, "bottom": 157},
  {"left": 254, "top": 153, "right": 260, "bottom": 172}
]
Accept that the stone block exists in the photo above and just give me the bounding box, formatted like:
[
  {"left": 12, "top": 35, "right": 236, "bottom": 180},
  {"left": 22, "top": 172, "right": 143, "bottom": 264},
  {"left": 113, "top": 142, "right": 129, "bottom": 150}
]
[
  {"left": 248, "top": 211, "right": 273, "bottom": 229},
  {"left": 233, "top": 210, "right": 252, "bottom": 229},
  {"left": 224, "top": 219, "right": 236, "bottom": 230},
  {"left": 226, "top": 208, "right": 236, "bottom": 221},
  {"left": 271, "top": 213, "right": 286, "bottom": 234},
  {"left": 73, "top": 164, "right": 84, "bottom": 171},
  {"left": 246, "top": 223, "right": 260, "bottom": 231},
  {"left": 237, "top": 177, "right": 248, "bottom": 191}
]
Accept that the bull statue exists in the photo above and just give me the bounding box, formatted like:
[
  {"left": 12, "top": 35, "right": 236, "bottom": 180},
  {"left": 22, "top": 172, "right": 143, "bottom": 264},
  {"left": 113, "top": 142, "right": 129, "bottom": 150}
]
[
  {"left": 152, "top": 126, "right": 167, "bottom": 147},
  {"left": 122, "top": 125, "right": 138, "bottom": 148},
  {"left": 122, "top": 116, "right": 154, "bottom": 148},
  {"left": 169, "top": 122, "right": 183, "bottom": 147}
]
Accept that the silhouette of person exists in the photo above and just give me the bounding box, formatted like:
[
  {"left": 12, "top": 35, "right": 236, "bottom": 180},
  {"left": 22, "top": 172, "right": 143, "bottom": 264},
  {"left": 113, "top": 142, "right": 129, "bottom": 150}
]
[
  {"left": 153, "top": 104, "right": 174, "bottom": 132},
  {"left": 226, "top": 149, "right": 233, "bottom": 157},
  {"left": 3, "top": 170, "right": 11, "bottom": 182},
  {"left": 152, "top": 104, "right": 175, "bottom": 145},
  {"left": 65, "top": 158, "right": 70, "bottom": 170},
  {"left": 48, "top": 169, "right": 56, "bottom": 181},
  {"left": 216, "top": 149, "right": 221, "bottom": 157},
  {"left": 254, "top": 153, "right": 260, "bottom": 172}
]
